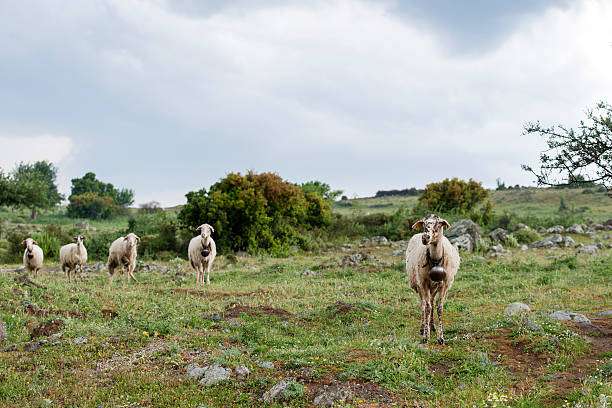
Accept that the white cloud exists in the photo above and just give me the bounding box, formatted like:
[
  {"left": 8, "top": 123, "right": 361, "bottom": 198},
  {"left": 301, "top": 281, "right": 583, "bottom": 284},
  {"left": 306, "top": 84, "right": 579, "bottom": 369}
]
[{"left": 0, "top": 134, "right": 73, "bottom": 171}]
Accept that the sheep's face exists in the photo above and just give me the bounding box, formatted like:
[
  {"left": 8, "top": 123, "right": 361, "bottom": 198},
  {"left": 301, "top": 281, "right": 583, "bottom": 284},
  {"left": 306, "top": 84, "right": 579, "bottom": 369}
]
[
  {"left": 72, "top": 235, "right": 86, "bottom": 246},
  {"left": 22, "top": 238, "right": 36, "bottom": 254},
  {"left": 412, "top": 214, "right": 450, "bottom": 245},
  {"left": 196, "top": 224, "right": 214, "bottom": 240},
  {"left": 124, "top": 233, "right": 141, "bottom": 248}
]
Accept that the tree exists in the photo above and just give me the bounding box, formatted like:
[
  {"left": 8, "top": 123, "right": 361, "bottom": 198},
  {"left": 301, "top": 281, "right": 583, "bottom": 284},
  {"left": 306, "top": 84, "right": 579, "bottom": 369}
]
[
  {"left": 179, "top": 172, "right": 331, "bottom": 253},
  {"left": 67, "top": 172, "right": 134, "bottom": 218},
  {"left": 67, "top": 192, "right": 115, "bottom": 219},
  {"left": 522, "top": 101, "right": 612, "bottom": 196},
  {"left": 9, "top": 161, "right": 64, "bottom": 220},
  {"left": 300, "top": 181, "right": 343, "bottom": 201},
  {"left": 418, "top": 178, "right": 489, "bottom": 215}
]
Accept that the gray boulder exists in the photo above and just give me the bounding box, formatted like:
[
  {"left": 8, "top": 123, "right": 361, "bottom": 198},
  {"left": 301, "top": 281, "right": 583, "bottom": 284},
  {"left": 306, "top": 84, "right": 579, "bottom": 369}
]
[
  {"left": 186, "top": 363, "right": 208, "bottom": 380},
  {"left": 524, "top": 318, "right": 543, "bottom": 331},
  {"left": 536, "top": 234, "right": 563, "bottom": 248},
  {"left": 577, "top": 244, "right": 599, "bottom": 255},
  {"left": 566, "top": 224, "right": 585, "bottom": 234},
  {"left": 488, "top": 228, "right": 509, "bottom": 244},
  {"left": 198, "top": 364, "right": 231, "bottom": 386},
  {"left": 562, "top": 236, "right": 575, "bottom": 248},
  {"left": 73, "top": 337, "right": 88, "bottom": 345},
  {"left": 258, "top": 361, "right": 275, "bottom": 369},
  {"left": 446, "top": 219, "right": 484, "bottom": 252},
  {"left": 370, "top": 236, "right": 390, "bottom": 246},
  {"left": 391, "top": 249, "right": 404, "bottom": 257},
  {"left": 234, "top": 365, "right": 250, "bottom": 380},
  {"left": 549, "top": 311, "right": 590, "bottom": 323},
  {"left": 313, "top": 385, "right": 353, "bottom": 406},
  {"left": 598, "top": 310, "right": 612, "bottom": 317},
  {"left": 514, "top": 223, "right": 530, "bottom": 231},
  {"left": 546, "top": 225, "right": 565, "bottom": 234},
  {"left": 263, "top": 379, "right": 297, "bottom": 403},
  {"left": 504, "top": 302, "right": 531, "bottom": 315}
]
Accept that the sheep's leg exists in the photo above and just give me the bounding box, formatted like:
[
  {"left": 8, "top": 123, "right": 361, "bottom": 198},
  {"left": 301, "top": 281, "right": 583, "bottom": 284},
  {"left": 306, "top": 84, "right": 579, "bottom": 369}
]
[
  {"left": 205, "top": 262, "right": 210, "bottom": 285},
  {"left": 197, "top": 265, "right": 203, "bottom": 285},
  {"left": 429, "top": 296, "right": 436, "bottom": 333},
  {"left": 128, "top": 263, "right": 139, "bottom": 283},
  {"left": 436, "top": 286, "right": 448, "bottom": 345},
  {"left": 419, "top": 289, "right": 432, "bottom": 343}
]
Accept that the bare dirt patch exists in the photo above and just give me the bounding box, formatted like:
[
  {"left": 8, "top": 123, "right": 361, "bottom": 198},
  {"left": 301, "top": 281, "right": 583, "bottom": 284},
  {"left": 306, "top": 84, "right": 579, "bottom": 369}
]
[
  {"left": 307, "top": 376, "right": 404, "bottom": 407},
  {"left": 29, "top": 318, "right": 63, "bottom": 339},
  {"left": 24, "top": 303, "right": 86, "bottom": 319},
  {"left": 160, "top": 288, "right": 268, "bottom": 298},
  {"left": 223, "top": 303, "right": 293, "bottom": 318},
  {"left": 328, "top": 301, "right": 355, "bottom": 317}
]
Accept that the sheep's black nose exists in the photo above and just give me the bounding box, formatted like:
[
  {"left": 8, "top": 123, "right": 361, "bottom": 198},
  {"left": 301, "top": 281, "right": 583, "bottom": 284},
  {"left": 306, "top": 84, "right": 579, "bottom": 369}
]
[
  {"left": 201, "top": 249, "right": 210, "bottom": 257},
  {"left": 27, "top": 253, "right": 34, "bottom": 259}
]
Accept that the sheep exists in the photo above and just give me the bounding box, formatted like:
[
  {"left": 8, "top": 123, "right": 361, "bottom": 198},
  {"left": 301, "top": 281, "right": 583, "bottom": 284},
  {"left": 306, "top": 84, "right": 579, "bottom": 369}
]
[
  {"left": 22, "top": 238, "right": 44, "bottom": 277},
  {"left": 188, "top": 224, "right": 216, "bottom": 285},
  {"left": 59, "top": 235, "right": 88, "bottom": 282},
  {"left": 405, "top": 214, "right": 460, "bottom": 344},
  {"left": 107, "top": 233, "right": 141, "bottom": 284}
]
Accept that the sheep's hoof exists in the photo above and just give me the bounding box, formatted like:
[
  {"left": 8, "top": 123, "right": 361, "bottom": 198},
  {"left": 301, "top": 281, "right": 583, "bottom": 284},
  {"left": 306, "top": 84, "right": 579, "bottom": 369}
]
[{"left": 437, "top": 337, "right": 445, "bottom": 345}]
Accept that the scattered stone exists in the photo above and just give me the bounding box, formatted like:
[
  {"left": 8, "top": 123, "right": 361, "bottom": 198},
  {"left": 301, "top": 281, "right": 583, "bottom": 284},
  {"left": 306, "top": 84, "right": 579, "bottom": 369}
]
[
  {"left": 520, "top": 245, "right": 528, "bottom": 251},
  {"left": 577, "top": 322, "right": 605, "bottom": 335},
  {"left": 514, "top": 223, "right": 530, "bottom": 231},
  {"left": 298, "top": 366, "right": 315, "bottom": 380},
  {"left": 208, "top": 313, "right": 222, "bottom": 321},
  {"left": 297, "top": 270, "right": 319, "bottom": 276},
  {"left": 504, "top": 302, "right": 530, "bottom": 315},
  {"left": 198, "top": 364, "right": 231, "bottom": 386},
  {"left": 597, "top": 310, "right": 612, "bottom": 317},
  {"left": 577, "top": 244, "right": 599, "bottom": 255},
  {"left": 2, "top": 344, "right": 17, "bottom": 352},
  {"left": 234, "top": 365, "right": 250, "bottom": 379},
  {"left": 524, "top": 318, "right": 543, "bottom": 331},
  {"left": 546, "top": 225, "right": 565, "bottom": 234},
  {"left": 263, "top": 379, "right": 294, "bottom": 403},
  {"left": 186, "top": 363, "right": 207, "bottom": 380},
  {"left": 488, "top": 244, "right": 510, "bottom": 258},
  {"left": 341, "top": 253, "right": 376, "bottom": 267},
  {"left": 391, "top": 249, "right": 404, "bottom": 257},
  {"left": 75, "top": 221, "right": 90, "bottom": 230},
  {"left": 258, "top": 361, "right": 275, "bottom": 369},
  {"left": 488, "top": 228, "right": 509, "bottom": 243},
  {"left": 369, "top": 236, "right": 390, "bottom": 246},
  {"left": 446, "top": 219, "right": 484, "bottom": 253},
  {"left": 49, "top": 332, "right": 62, "bottom": 340},
  {"left": 562, "top": 236, "right": 575, "bottom": 248},
  {"left": 0, "top": 319, "right": 6, "bottom": 344},
  {"left": 313, "top": 385, "right": 353, "bottom": 406},
  {"left": 536, "top": 234, "right": 563, "bottom": 248},
  {"left": 73, "top": 337, "right": 88, "bottom": 345},
  {"left": 549, "top": 311, "right": 590, "bottom": 323},
  {"left": 566, "top": 224, "right": 585, "bottom": 234},
  {"left": 15, "top": 265, "right": 26, "bottom": 273},
  {"left": 592, "top": 223, "right": 605, "bottom": 231}
]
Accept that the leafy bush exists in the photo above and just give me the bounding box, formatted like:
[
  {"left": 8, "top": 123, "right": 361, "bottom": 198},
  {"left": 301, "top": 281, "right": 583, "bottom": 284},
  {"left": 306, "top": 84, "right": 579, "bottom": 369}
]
[
  {"left": 85, "top": 230, "right": 120, "bottom": 261},
  {"left": 67, "top": 192, "right": 115, "bottom": 219},
  {"left": 419, "top": 178, "right": 489, "bottom": 215},
  {"left": 178, "top": 172, "right": 331, "bottom": 254},
  {"left": 512, "top": 228, "right": 541, "bottom": 244}
]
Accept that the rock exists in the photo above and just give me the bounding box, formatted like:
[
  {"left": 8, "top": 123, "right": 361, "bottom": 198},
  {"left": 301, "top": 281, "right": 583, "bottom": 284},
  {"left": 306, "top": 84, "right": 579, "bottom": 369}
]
[
  {"left": 258, "top": 361, "right": 275, "bottom": 369},
  {"left": 548, "top": 337, "right": 561, "bottom": 348},
  {"left": 546, "top": 225, "right": 565, "bottom": 234},
  {"left": 297, "top": 270, "right": 318, "bottom": 276},
  {"left": 488, "top": 228, "right": 509, "bottom": 243},
  {"left": 597, "top": 310, "right": 612, "bottom": 317},
  {"left": 391, "top": 249, "right": 404, "bottom": 257},
  {"left": 298, "top": 366, "right": 315, "bottom": 380},
  {"left": 49, "top": 332, "right": 62, "bottom": 340},
  {"left": 562, "top": 236, "right": 575, "bottom": 248},
  {"left": 446, "top": 219, "right": 483, "bottom": 252},
  {"left": 536, "top": 234, "right": 563, "bottom": 248},
  {"left": 577, "top": 244, "right": 599, "bottom": 255},
  {"left": 15, "top": 265, "right": 26, "bottom": 272},
  {"left": 313, "top": 385, "right": 352, "bottom": 406},
  {"left": 514, "top": 223, "right": 530, "bottom": 231},
  {"left": 504, "top": 302, "right": 531, "bottom": 315},
  {"left": 566, "top": 224, "right": 585, "bottom": 234},
  {"left": 592, "top": 223, "right": 605, "bottom": 231},
  {"left": 549, "top": 311, "right": 590, "bottom": 323},
  {"left": 73, "top": 337, "right": 88, "bottom": 345},
  {"left": 520, "top": 245, "right": 528, "bottom": 251},
  {"left": 341, "top": 252, "right": 376, "bottom": 267},
  {"left": 207, "top": 313, "right": 222, "bottom": 321},
  {"left": 263, "top": 379, "right": 294, "bottom": 403},
  {"left": 25, "top": 341, "right": 41, "bottom": 352},
  {"left": 370, "top": 236, "right": 390, "bottom": 246},
  {"left": 75, "top": 221, "right": 90, "bottom": 230},
  {"left": 186, "top": 363, "right": 208, "bottom": 380},
  {"left": 578, "top": 322, "right": 605, "bottom": 335},
  {"left": 234, "top": 365, "right": 250, "bottom": 379},
  {"left": 536, "top": 226, "right": 546, "bottom": 233},
  {"left": 2, "top": 344, "right": 17, "bottom": 352},
  {"left": 450, "top": 234, "right": 473, "bottom": 252},
  {"left": 198, "top": 364, "right": 231, "bottom": 386},
  {"left": 524, "top": 318, "right": 543, "bottom": 331},
  {"left": 0, "top": 319, "right": 6, "bottom": 344}
]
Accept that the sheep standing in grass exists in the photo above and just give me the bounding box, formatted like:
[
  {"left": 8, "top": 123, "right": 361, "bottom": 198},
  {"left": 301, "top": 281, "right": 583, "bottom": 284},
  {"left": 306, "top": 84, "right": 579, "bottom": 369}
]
[
  {"left": 107, "top": 233, "right": 141, "bottom": 284},
  {"left": 22, "top": 238, "right": 43, "bottom": 277},
  {"left": 188, "top": 224, "right": 216, "bottom": 285},
  {"left": 406, "top": 214, "right": 460, "bottom": 344},
  {"left": 59, "top": 235, "right": 88, "bottom": 282}
]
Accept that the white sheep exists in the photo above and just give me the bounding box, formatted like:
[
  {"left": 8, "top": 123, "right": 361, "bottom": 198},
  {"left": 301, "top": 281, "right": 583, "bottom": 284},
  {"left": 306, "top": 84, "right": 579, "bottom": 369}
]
[
  {"left": 405, "top": 214, "right": 460, "bottom": 344},
  {"left": 59, "top": 235, "right": 88, "bottom": 282},
  {"left": 22, "top": 238, "right": 43, "bottom": 277},
  {"left": 188, "top": 224, "right": 216, "bottom": 285},
  {"left": 107, "top": 233, "right": 141, "bottom": 284}
]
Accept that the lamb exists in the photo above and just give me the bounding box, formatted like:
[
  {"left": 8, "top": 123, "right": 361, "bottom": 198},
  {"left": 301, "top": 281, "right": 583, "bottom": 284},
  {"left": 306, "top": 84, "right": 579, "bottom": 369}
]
[
  {"left": 59, "top": 235, "right": 88, "bottom": 282},
  {"left": 107, "top": 233, "right": 141, "bottom": 284},
  {"left": 188, "top": 224, "right": 216, "bottom": 285},
  {"left": 405, "top": 214, "right": 460, "bottom": 344},
  {"left": 22, "top": 238, "right": 44, "bottom": 277}
]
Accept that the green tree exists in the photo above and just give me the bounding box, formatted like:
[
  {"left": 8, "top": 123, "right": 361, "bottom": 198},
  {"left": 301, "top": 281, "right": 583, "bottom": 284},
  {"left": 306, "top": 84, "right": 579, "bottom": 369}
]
[
  {"left": 67, "top": 192, "right": 115, "bottom": 219},
  {"left": 418, "top": 178, "right": 489, "bottom": 215},
  {"left": 179, "top": 171, "right": 331, "bottom": 254},
  {"left": 9, "top": 161, "right": 64, "bottom": 220},
  {"left": 522, "top": 101, "right": 612, "bottom": 196},
  {"left": 300, "top": 181, "right": 343, "bottom": 201},
  {"left": 67, "top": 172, "right": 134, "bottom": 218}
]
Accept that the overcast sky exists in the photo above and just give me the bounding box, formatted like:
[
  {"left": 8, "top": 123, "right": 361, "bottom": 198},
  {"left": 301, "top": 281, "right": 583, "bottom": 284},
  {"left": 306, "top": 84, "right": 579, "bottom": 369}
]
[{"left": 1, "top": 0, "right": 611, "bottom": 206}]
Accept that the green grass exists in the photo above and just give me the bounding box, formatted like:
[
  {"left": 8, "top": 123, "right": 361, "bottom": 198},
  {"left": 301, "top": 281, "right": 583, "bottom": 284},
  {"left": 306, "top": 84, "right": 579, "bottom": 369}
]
[{"left": 1, "top": 244, "right": 611, "bottom": 407}]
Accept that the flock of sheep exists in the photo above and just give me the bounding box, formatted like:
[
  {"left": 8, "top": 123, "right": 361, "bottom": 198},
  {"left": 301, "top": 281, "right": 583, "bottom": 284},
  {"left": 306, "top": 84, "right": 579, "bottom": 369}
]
[{"left": 20, "top": 216, "right": 458, "bottom": 344}]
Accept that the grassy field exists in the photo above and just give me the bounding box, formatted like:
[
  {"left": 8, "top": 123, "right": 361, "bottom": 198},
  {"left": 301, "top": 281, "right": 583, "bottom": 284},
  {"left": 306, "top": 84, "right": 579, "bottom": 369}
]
[
  {"left": 332, "top": 188, "right": 612, "bottom": 222},
  {"left": 1, "top": 240, "right": 611, "bottom": 407}
]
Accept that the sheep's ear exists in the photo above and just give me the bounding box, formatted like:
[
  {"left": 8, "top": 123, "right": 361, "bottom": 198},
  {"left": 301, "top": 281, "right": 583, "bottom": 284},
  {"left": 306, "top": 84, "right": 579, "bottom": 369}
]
[
  {"left": 124, "top": 236, "right": 129, "bottom": 241},
  {"left": 411, "top": 221, "right": 424, "bottom": 230},
  {"left": 72, "top": 237, "right": 77, "bottom": 242},
  {"left": 209, "top": 226, "right": 214, "bottom": 233},
  {"left": 196, "top": 225, "right": 202, "bottom": 231},
  {"left": 33, "top": 240, "right": 38, "bottom": 245},
  {"left": 438, "top": 219, "right": 451, "bottom": 229},
  {"left": 21, "top": 240, "right": 25, "bottom": 244},
  {"left": 82, "top": 236, "right": 87, "bottom": 241},
  {"left": 135, "top": 235, "right": 141, "bottom": 242}
]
